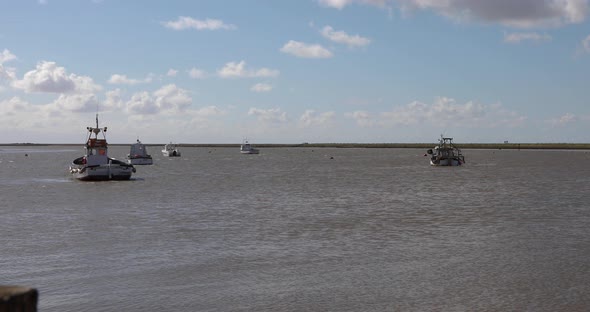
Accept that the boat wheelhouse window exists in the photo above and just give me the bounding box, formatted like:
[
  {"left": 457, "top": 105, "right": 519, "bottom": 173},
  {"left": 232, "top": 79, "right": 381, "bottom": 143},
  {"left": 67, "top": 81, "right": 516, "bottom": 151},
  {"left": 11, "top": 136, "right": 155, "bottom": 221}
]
[{"left": 87, "top": 147, "right": 106, "bottom": 156}]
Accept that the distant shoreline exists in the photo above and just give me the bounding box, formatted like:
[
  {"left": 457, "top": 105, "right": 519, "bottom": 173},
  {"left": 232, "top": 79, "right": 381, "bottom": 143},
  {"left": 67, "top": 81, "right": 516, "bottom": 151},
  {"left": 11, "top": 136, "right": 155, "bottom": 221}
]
[{"left": 2, "top": 143, "right": 590, "bottom": 150}]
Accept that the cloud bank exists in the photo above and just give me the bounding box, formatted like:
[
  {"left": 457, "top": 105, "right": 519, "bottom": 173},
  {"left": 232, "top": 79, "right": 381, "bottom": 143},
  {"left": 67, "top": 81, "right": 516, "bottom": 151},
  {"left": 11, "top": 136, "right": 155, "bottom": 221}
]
[
  {"left": 280, "top": 40, "right": 333, "bottom": 58},
  {"left": 12, "top": 61, "right": 101, "bottom": 94},
  {"left": 162, "top": 17, "right": 236, "bottom": 31},
  {"left": 320, "top": 26, "right": 371, "bottom": 47},
  {"left": 319, "top": 0, "right": 589, "bottom": 28},
  {"left": 217, "top": 61, "right": 279, "bottom": 78}
]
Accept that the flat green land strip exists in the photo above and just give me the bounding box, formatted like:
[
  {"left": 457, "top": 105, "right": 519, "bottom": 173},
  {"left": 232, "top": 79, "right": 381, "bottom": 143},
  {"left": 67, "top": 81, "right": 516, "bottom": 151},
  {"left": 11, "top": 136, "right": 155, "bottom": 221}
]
[
  {"left": 2, "top": 143, "right": 590, "bottom": 149},
  {"left": 171, "top": 143, "right": 590, "bottom": 149}
]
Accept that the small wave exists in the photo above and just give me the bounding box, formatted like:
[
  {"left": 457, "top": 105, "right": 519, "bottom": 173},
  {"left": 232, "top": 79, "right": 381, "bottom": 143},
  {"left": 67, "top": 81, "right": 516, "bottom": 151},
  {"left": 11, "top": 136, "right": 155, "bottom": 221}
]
[
  {"left": 33, "top": 178, "right": 71, "bottom": 183},
  {"left": 0, "top": 177, "right": 72, "bottom": 185},
  {"left": 0, "top": 148, "right": 77, "bottom": 154}
]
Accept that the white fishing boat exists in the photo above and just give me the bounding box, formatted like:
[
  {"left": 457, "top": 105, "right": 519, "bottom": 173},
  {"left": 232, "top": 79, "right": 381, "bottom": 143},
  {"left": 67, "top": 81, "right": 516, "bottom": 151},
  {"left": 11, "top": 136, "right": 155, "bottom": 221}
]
[
  {"left": 69, "top": 115, "right": 136, "bottom": 181},
  {"left": 127, "top": 139, "right": 153, "bottom": 165},
  {"left": 162, "top": 143, "right": 181, "bottom": 157},
  {"left": 426, "top": 135, "right": 465, "bottom": 166},
  {"left": 240, "top": 140, "right": 259, "bottom": 154}
]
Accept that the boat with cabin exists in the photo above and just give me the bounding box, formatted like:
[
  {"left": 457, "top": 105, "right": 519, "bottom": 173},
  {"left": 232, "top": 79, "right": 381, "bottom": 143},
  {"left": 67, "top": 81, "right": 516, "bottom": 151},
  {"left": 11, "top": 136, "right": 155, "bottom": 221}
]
[
  {"left": 426, "top": 135, "right": 465, "bottom": 166},
  {"left": 69, "top": 115, "right": 136, "bottom": 181},
  {"left": 240, "top": 140, "right": 259, "bottom": 154},
  {"left": 127, "top": 139, "right": 153, "bottom": 165},
  {"left": 162, "top": 143, "right": 181, "bottom": 157}
]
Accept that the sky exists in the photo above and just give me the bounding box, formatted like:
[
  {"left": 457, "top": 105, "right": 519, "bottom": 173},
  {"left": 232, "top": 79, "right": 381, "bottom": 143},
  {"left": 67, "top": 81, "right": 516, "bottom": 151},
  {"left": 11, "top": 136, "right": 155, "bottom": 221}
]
[{"left": 1, "top": 0, "right": 589, "bottom": 144}]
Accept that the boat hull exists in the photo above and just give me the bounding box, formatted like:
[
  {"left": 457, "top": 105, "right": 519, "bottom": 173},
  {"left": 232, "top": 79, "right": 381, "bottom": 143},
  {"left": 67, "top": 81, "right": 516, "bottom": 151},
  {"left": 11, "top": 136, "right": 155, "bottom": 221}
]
[
  {"left": 162, "top": 150, "right": 181, "bottom": 157},
  {"left": 240, "top": 149, "right": 259, "bottom": 154},
  {"left": 70, "top": 157, "right": 135, "bottom": 181},
  {"left": 127, "top": 157, "right": 153, "bottom": 165},
  {"left": 70, "top": 165, "right": 135, "bottom": 181},
  {"left": 430, "top": 158, "right": 463, "bottom": 166}
]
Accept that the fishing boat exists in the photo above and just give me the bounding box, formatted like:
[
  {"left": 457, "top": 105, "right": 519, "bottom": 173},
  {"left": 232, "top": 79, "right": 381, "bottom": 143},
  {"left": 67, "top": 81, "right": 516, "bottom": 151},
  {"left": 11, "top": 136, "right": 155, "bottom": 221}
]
[
  {"left": 127, "top": 139, "right": 153, "bottom": 165},
  {"left": 240, "top": 140, "right": 259, "bottom": 154},
  {"left": 69, "top": 115, "right": 136, "bottom": 181},
  {"left": 162, "top": 143, "right": 181, "bottom": 157},
  {"left": 426, "top": 135, "right": 465, "bottom": 166}
]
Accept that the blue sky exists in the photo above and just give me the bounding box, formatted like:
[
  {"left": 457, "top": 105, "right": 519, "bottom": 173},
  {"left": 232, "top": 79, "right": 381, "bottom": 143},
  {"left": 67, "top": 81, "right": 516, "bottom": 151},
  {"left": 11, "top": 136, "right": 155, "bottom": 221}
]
[{"left": 1, "top": 0, "right": 589, "bottom": 144}]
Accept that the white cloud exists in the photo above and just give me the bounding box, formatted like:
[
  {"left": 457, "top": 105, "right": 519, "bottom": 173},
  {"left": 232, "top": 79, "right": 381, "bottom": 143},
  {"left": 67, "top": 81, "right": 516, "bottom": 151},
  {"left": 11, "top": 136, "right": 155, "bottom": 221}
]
[
  {"left": 125, "top": 84, "right": 192, "bottom": 115},
  {"left": 381, "top": 97, "right": 482, "bottom": 125},
  {"left": 251, "top": 83, "right": 273, "bottom": 92},
  {"left": 503, "top": 32, "right": 552, "bottom": 43},
  {"left": 153, "top": 84, "right": 192, "bottom": 111},
  {"left": 247, "top": 107, "right": 288, "bottom": 123},
  {"left": 317, "top": 0, "right": 389, "bottom": 9},
  {"left": 398, "top": 0, "right": 589, "bottom": 28},
  {"left": 126, "top": 91, "right": 157, "bottom": 115},
  {"left": 217, "top": 61, "right": 245, "bottom": 78},
  {"left": 379, "top": 97, "right": 526, "bottom": 128},
  {"left": 180, "top": 106, "right": 228, "bottom": 130},
  {"left": 582, "top": 34, "right": 590, "bottom": 52},
  {"left": 108, "top": 74, "right": 153, "bottom": 85},
  {"left": 0, "top": 49, "right": 16, "bottom": 81},
  {"left": 162, "top": 16, "right": 236, "bottom": 31},
  {"left": 0, "top": 97, "right": 53, "bottom": 129},
  {"left": 51, "top": 93, "right": 99, "bottom": 113},
  {"left": 318, "top": 0, "right": 353, "bottom": 9},
  {"left": 549, "top": 113, "right": 577, "bottom": 126},
  {"left": 319, "top": 1, "right": 589, "bottom": 28},
  {"left": 253, "top": 68, "right": 280, "bottom": 77},
  {"left": 280, "top": 40, "right": 333, "bottom": 58},
  {"left": 167, "top": 69, "right": 178, "bottom": 77},
  {"left": 190, "top": 106, "right": 226, "bottom": 117},
  {"left": 12, "top": 61, "right": 101, "bottom": 94},
  {"left": 320, "top": 26, "right": 371, "bottom": 47},
  {"left": 217, "top": 61, "right": 279, "bottom": 78},
  {"left": 188, "top": 67, "right": 207, "bottom": 79},
  {"left": 299, "top": 110, "right": 335, "bottom": 127},
  {"left": 0, "top": 49, "right": 17, "bottom": 64},
  {"left": 0, "top": 96, "right": 34, "bottom": 115},
  {"left": 0, "top": 65, "right": 17, "bottom": 81},
  {"left": 0, "top": 96, "right": 82, "bottom": 128},
  {"left": 345, "top": 110, "right": 375, "bottom": 127},
  {"left": 103, "top": 89, "right": 124, "bottom": 111}
]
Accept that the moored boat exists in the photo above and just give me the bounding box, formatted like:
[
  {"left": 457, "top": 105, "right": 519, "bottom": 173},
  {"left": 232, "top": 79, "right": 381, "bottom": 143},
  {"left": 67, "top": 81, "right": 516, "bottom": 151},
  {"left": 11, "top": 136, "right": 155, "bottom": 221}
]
[
  {"left": 240, "top": 140, "right": 259, "bottom": 154},
  {"left": 127, "top": 139, "right": 153, "bottom": 165},
  {"left": 69, "top": 115, "right": 136, "bottom": 181},
  {"left": 426, "top": 135, "right": 465, "bottom": 166},
  {"left": 162, "top": 143, "right": 181, "bottom": 157}
]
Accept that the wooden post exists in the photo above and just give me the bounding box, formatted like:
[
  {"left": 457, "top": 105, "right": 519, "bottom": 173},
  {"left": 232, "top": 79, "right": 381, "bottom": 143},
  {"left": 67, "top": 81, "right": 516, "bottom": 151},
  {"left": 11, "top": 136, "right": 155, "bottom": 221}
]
[{"left": 0, "top": 286, "right": 38, "bottom": 312}]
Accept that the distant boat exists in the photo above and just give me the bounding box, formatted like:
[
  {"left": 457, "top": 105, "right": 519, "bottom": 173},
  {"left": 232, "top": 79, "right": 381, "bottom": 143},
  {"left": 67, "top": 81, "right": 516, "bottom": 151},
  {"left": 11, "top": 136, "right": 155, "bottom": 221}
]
[
  {"left": 69, "top": 114, "right": 136, "bottom": 181},
  {"left": 240, "top": 140, "right": 259, "bottom": 154},
  {"left": 162, "top": 143, "right": 181, "bottom": 157},
  {"left": 426, "top": 135, "right": 465, "bottom": 166},
  {"left": 127, "top": 139, "right": 153, "bottom": 165}
]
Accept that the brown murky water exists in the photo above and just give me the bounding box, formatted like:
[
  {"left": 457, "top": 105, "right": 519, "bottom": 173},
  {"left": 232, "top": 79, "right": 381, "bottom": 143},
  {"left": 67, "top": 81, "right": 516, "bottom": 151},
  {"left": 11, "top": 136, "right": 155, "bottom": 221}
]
[{"left": 2, "top": 146, "right": 590, "bottom": 311}]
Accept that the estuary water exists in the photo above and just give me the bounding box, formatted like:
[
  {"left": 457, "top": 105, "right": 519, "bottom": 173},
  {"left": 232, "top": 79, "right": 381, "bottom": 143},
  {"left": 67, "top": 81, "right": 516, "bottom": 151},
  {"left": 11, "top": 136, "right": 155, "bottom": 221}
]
[{"left": 1, "top": 146, "right": 590, "bottom": 311}]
